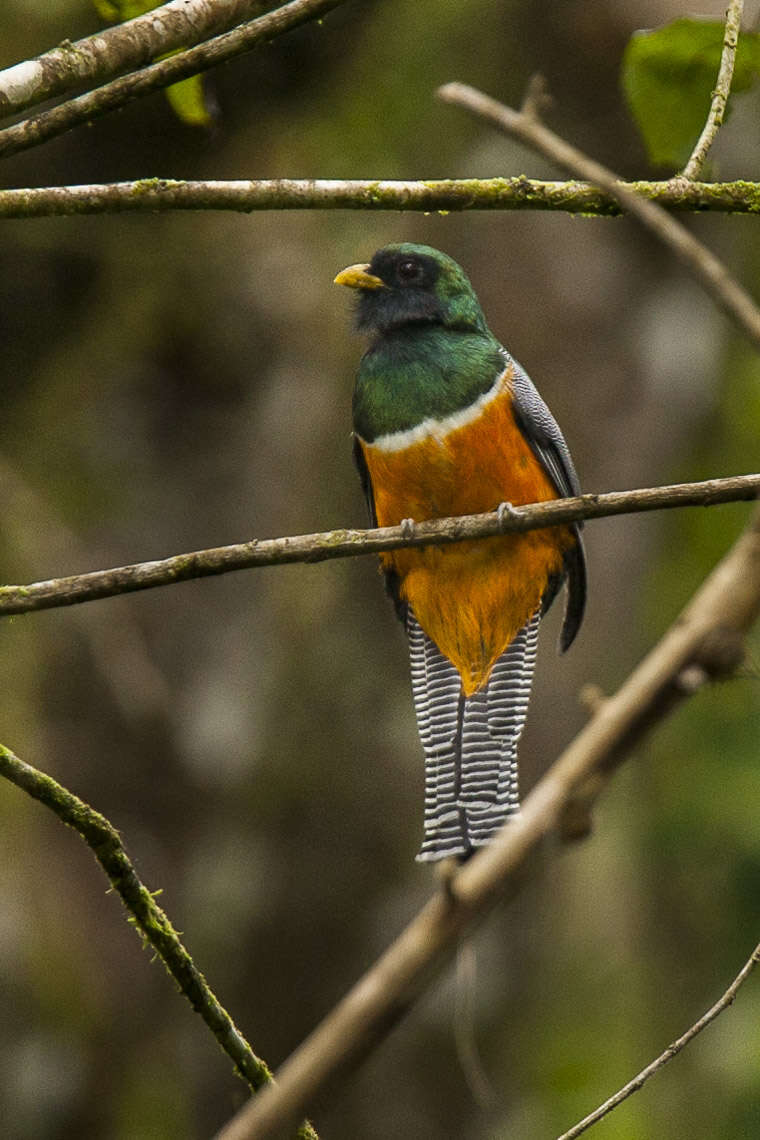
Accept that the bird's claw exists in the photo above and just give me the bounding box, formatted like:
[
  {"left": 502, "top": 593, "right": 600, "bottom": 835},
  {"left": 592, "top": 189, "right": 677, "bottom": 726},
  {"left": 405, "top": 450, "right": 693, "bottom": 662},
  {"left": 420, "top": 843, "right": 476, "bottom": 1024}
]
[
  {"left": 400, "top": 517, "right": 416, "bottom": 539},
  {"left": 497, "top": 501, "right": 518, "bottom": 529}
]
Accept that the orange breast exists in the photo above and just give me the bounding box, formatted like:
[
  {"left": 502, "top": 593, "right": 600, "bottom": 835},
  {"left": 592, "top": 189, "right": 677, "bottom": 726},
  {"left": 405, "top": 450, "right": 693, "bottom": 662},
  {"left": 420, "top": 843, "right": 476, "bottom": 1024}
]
[{"left": 361, "top": 376, "right": 572, "bottom": 695}]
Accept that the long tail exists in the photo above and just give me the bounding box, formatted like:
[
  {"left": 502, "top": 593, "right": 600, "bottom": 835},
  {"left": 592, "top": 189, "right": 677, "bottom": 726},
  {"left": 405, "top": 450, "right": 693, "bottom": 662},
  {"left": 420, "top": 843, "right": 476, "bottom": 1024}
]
[{"left": 407, "top": 610, "right": 540, "bottom": 862}]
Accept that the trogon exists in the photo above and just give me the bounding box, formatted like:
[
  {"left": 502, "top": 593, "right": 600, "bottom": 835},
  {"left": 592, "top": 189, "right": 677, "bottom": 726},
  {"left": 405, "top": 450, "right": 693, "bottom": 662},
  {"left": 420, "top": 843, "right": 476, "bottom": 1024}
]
[{"left": 335, "top": 243, "right": 586, "bottom": 863}]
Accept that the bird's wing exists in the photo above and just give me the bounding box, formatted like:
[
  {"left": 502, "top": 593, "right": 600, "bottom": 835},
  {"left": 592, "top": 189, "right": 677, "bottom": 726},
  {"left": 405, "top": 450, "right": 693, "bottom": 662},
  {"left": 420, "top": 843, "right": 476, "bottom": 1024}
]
[
  {"left": 408, "top": 607, "right": 540, "bottom": 862},
  {"left": 352, "top": 433, "right": 406, "bottom": 618},
  {"left": 352, "top": 432, "right": 377, "bottom": 526},
  {"left": 507, "top": 354, "right": 587, "bottom": 651}
]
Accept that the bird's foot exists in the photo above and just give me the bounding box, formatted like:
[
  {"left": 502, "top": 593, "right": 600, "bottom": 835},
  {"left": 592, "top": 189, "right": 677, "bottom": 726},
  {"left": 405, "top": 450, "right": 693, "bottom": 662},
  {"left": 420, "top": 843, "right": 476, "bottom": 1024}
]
[
  {"left": 400, "top": 517, "right": 416, "bottom": 539},
  {"left": 497, "top": 501, "right": 518, "bottom": 530}
]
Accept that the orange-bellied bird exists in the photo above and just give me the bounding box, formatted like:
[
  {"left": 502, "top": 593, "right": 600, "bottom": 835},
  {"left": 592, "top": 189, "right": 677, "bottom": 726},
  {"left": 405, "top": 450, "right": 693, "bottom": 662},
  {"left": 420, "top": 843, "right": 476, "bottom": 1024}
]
[{"left": 335, "top": 243, "right": 586, "bottom": 863}]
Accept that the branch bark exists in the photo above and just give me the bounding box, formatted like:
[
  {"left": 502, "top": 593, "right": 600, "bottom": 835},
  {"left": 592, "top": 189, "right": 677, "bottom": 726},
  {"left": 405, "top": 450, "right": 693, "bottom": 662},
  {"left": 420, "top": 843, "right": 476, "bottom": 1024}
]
[
  {"left": 3, "top": 176, "right": 760, "bottom": 219},
  {"left": 0, "top": 0, "right": 349, "bottom": 160},
  {"left": 213, "top": 508, "right": 760, "bottom": 1140},
  {"left": 0, "top": 473, "right": 757, "bottom": 616},
  {"left": 682, "top": 0, "right": 744, "bottom": 179},
  {"left": 437, "top": 83, "right": 760, "bottom": 352},
  {"left": 0, "top": 0, "right": 273, "bottom": 116}
]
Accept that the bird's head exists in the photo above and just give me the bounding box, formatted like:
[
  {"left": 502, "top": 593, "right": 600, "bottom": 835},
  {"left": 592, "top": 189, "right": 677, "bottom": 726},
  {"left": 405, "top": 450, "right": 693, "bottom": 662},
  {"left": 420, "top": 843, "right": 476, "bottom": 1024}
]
[{"left": 334, "top": 243, "right": 489, "bottom": 336}]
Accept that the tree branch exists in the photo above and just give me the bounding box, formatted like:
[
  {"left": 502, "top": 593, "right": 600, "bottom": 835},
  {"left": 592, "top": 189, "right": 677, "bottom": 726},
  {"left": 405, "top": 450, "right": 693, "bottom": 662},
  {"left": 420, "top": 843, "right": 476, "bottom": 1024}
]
[
  {"left": 0, "top": 745, "right": 320, "bottom": 1139},
  {"left": 0, "top": 0, "right": 273, "bottom": 117},
  {"left": 3, "top": 176, "right": 760, "bottom": 219},
  {"left": 0, "top": 473, "right": 757, "bottom": 617},
  {"left": 0, "top": 0, "right": 349, "bottom": 160},
  {"left": 213, "top": 508, "right": 760, "bottom": 1140},
  {"left": 682, "top": 0, "right": 744, "bottom": 179},
  {"left": 557, "top": 937, "right": 760, "bottom": 1139},
  {"left": 0, "top": 751, "right": 275, "bottom": 1109},
  {"left": 437, "top": 83, "right": 760, "bottom": 352}
]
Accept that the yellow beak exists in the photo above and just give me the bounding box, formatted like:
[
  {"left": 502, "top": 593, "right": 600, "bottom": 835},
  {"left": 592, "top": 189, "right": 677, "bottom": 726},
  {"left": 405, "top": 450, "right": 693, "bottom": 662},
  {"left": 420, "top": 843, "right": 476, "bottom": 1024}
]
[{"left": 333, "top": 263, "right": 385, "bottom": 290}]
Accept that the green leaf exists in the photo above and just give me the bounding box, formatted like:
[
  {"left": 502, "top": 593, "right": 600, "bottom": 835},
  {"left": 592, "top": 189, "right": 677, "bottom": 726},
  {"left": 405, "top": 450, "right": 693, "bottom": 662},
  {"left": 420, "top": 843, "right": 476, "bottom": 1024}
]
[
  {"left": 92, "top": 0, "right": 121, "bottom": 18},
  {"left": 92, "top": 0, "right": 214, "bottom": 128},
  {"left": 165, "top": 74, "right": 214, "bottom": 128},
  {"left": 622, "top": 17, "right": 760, "bottom": 169},
  {"left": 94, "top": 0, "right": 158, "bottom": 18}
]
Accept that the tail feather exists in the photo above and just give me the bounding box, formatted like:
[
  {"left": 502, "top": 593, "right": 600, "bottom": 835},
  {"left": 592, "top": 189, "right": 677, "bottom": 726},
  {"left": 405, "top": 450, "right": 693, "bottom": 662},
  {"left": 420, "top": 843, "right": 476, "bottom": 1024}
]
[{"left": 408, "top": 611, "right": 540, "bottom": 862}]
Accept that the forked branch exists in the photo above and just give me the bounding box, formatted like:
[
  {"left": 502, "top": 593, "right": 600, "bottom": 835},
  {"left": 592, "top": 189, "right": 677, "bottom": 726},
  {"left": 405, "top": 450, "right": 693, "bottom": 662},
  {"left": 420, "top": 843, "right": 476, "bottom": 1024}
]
[
  {"left": 437, "top": 82, "right": 760, "bottom": 351},
  {"left": 682, "top": 0, "right": 745, "bottom": 179}
]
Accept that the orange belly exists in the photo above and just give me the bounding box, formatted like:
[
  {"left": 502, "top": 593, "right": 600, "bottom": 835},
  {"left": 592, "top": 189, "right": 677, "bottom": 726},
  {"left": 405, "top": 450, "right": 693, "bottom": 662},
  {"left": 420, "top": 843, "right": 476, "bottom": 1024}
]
[{"left": 360, "top": 376, "right": 572, "bottom": 695}]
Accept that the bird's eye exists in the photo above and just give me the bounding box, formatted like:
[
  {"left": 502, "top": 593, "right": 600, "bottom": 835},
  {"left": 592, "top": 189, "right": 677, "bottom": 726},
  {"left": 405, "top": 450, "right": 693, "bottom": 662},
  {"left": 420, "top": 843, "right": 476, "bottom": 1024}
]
[{"left": 396, "top": 259, "right": 423, "bottom": 285}]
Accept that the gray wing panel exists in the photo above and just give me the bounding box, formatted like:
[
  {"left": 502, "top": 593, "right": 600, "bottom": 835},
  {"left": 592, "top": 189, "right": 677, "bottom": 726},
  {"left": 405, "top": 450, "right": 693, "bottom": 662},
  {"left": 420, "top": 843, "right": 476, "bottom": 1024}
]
[
  {"left": 407, "top": 609, "right": 540, "bottom": 862},
  {"left": 506, "top": 353, "right": 581, "bottom": 499},
  {"left": 505, "top": 352, "right": 587, "bottom": 650}
]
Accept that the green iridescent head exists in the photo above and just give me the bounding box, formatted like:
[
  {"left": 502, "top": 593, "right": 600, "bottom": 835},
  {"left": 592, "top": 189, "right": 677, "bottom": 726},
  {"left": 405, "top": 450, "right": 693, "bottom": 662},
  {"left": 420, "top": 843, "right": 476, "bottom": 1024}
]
[
  {"left": 334, "top": 243, "right": 490, "bottom": 336},
  {"left": 337, "top": 245, "right": 505, "bottom": 441}
]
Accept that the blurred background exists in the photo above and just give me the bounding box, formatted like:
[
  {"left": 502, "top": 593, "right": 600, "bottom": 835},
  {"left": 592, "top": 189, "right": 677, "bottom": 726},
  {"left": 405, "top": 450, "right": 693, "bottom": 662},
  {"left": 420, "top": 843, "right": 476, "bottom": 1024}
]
[{"left": 1, "top": 1, "right": 759, "bottom": 1137}]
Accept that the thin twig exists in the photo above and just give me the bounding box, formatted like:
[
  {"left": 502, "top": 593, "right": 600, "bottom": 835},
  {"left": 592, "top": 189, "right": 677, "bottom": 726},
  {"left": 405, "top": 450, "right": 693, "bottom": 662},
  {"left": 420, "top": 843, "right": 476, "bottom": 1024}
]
[
  {"left": 437, "top": 82, "right": 760, "bottom": 351},
  {"left": 213, "top": 509, "right": 760, "bottom": 1140},
  {"left": 2, "top": 176, "right": 760, "bottom": 219},
  {"left": 0, "top": 473, "right": 757, "bottom": 616},
  {"left": 682, "top": 0, "right": 745, "bottom": 179},
  {"left": 557, "top": 938, "right": 760, "bottom": 1139},
  {"left": 0, "top": 0, "right": 348, "bottom": 160},
  {"left": 0, "top": 0, "right": 273, "bottom": 117}
]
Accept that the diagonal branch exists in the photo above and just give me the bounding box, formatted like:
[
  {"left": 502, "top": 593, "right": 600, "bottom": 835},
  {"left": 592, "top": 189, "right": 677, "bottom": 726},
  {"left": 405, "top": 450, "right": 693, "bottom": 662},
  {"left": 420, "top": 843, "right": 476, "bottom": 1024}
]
[
  {"left": 0, "top": 472, "right": 757, "bottom": 617},
  {"left": 682, "top": 0, "right": 745, "bottom": 179},
  {"left": 0, "top": 745, "right": 319, "bottom": 1139},
  {"left": 437, "top": 82, "right": 760, "bottom": 351},
  {"left": 557, "top": 936, "right": 760, "bottom": 1139},
  {"left": 0, "top": 0, "right": 274, "bottom": 117},
  {"left": 213, "top": 509, "right": 760, "bottom": 1140},
  {"left": 0, "top": 0, "right": 349, "bottom": 161},
  {"left": 2, "top": 176, "right": 760, "bottom": 220}
]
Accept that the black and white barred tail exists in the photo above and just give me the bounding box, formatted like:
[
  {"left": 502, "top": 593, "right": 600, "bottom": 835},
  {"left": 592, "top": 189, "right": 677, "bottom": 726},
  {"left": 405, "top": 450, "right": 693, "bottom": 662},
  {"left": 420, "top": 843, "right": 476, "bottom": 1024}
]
[{"left": 407, "top": 610, "right": 540, "bottom": 862}]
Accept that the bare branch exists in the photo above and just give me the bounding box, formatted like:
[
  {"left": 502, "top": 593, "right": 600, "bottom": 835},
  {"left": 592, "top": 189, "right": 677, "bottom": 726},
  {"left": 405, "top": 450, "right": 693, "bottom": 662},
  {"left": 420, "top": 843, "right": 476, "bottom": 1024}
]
[
  {"left": 213, "top": 508, "right": 760, "bottom": 1140},
  {"left": 0, "top": 473, "right": 757, "bottom": 617},
  {"left": 0, "top": 0, "right": 349, "bottom": 160},
  {"left": 557, "top": 937, "right": 760, "bottom": 1139},
  {"left": 3, "top": 176, "right": 760, "bottom": 219},
  {"left": 437, "top": 83, "right": 760, "bottom": 351},
  {"left": 0, "top": 0, "right": 273, "bottom": 117},
  {"left": 682, "top": 0, "right": 745, "bottom": 179}
]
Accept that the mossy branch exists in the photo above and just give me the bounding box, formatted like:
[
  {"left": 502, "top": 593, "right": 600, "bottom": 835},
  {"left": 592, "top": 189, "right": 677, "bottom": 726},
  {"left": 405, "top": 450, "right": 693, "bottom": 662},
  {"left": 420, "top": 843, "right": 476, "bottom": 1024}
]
[
  {"left": 0, "top": 0, "right": 348, "bottom": 161},
  {"left": 0, "top": 473, "right": 757, "bottom": 617},
  {"left": 0, "top": 744, "right": 318, "bottom": 1140},
  {"left": 2, "top": 176, "right": 760, "bottom": 218},
  {"left": 0, "top": 0, "right": 274, "bottom": 117}
]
